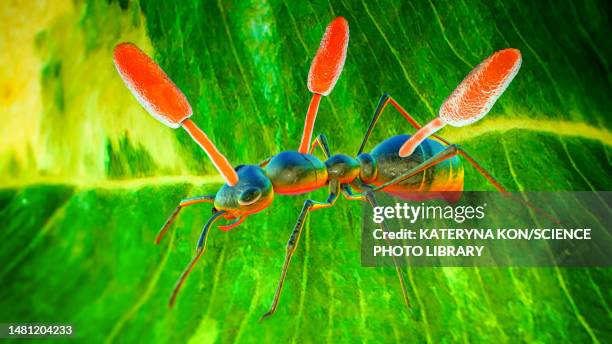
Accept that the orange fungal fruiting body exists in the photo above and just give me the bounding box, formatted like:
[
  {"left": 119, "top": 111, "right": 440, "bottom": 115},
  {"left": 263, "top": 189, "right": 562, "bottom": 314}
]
[
  {"left": 439, "top": 48, "right": 522, "bottom": 127},
  {"left": 307, "top": 17, "right": 349, "bottom": 96},
  {"left": 114, "top": 42, "right": 239, "bottom": 186},
  {"left": 113, "top": 43, "right": 192, "bottom": 128}
]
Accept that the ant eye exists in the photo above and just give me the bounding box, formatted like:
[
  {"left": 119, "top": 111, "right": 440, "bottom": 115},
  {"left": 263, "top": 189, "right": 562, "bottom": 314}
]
[{"left": 238, "top": 187, "right": 262, "bottom": 206}]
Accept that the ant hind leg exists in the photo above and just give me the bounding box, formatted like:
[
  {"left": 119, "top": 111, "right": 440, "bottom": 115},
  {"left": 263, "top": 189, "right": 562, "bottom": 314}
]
[
  {"left": 358, "top": 93, "right": 449, "bottom": 155},
  {"left": 455, "top": 146, "right": 506, "bottom": 192}
]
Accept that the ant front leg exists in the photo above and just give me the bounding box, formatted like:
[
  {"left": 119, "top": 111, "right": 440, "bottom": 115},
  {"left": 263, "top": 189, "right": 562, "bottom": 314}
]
[
  {"left": 260, "top": 180, "right": 340, "bottom": 321},
  {"left": 357, "top": 93, "right": 449, "bottom": 155},
  {"left": 168, "top": 210, "right": 226, "bottom": 307},
  {"left": 156, "top": 195, "right": 216, "bottom": 244}
]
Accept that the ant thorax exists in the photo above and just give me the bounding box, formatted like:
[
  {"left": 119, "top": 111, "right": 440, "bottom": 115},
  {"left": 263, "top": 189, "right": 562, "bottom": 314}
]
[{"left": 264, "top": 151, "right": 327, "bottom": 195}]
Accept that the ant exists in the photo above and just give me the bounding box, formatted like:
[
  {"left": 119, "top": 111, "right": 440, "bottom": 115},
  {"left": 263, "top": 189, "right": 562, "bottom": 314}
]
[{"left": 113, "top": 16, "right": 521, "bottom": 320}]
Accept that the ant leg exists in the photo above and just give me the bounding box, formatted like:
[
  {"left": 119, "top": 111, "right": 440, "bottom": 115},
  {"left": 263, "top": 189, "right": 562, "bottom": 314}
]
[
  {"left": 156, "top": 195, "right": 216, "bottom": 244},
  {"left": 260, "top": 181, "right": 340, "bottom": 321},
  {"left": 455, "top": 145, "right": 506, "bottom": 192},
  {"left": 168, "top": 210, "right": 226, "bottom": 307},
  {"left": 357, "top": 93, "right": 449, "bottom": 155},
  {"left": 309, "top": 133, "right": 331, "bottom": 159},
  {"left": 341, "top": 184, "right": 365, "bottom": 201},
  {"left": 358, "top": 93, "right": 393, "bottom": 154},
  {"left": 363, "top": 190, "right": 411, "bottom": 309},
  {"left": 258, "top": 157, "right": 272, "bottom": 168}
]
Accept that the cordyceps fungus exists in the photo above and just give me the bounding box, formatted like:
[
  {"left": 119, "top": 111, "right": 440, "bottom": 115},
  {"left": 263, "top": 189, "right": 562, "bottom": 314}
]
[
  {"left": 298, "top": 16, "right": 349, "bottom": 154},
  {"left": 113, "top": 42, "right": 239, "bottom": 186},
  {"left": 399, "top": 48, "right": 522, "bottom": 157}
]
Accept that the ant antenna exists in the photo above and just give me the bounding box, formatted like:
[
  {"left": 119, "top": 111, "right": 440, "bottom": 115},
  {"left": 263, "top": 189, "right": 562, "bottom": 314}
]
[
  {"left": 113, "top": 43, "right": 239, "bottom": 186},
  {"left": 399, "top": 48, "right": 522, "bottom": 157},
  {"left": 298, "top": 17, "right": 349, "bottom": 154}
]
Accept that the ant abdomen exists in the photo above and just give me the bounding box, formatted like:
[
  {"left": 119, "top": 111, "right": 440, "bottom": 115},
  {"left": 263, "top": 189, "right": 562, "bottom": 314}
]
[{"left": 367, "top": 135, "right": 464, "bottom": 196}]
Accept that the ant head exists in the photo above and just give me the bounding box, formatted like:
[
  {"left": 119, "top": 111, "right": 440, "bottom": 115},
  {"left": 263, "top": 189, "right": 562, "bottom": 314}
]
[{"left": 213, "top": 165, "right": 274, "bottom": 220}]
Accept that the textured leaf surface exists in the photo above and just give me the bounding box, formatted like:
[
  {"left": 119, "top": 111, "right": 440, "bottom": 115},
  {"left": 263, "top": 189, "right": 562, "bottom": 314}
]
[{"left": 0, "top": 0, "right": 611, "bottom": 343}]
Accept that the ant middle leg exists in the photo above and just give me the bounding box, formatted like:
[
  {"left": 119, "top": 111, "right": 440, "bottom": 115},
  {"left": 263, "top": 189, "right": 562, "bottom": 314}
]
[
  {"left": 335, "top": 181, "right": 411, "bottom": 310},
  {"left": 340, "top": 184, "right": 365, "bottom": 201},
  {"left": 260, "top": 180, "right": 340, "bottom": 321},
  {"left": 156, "top": 195, "right": 216, "bottom": 244}
]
